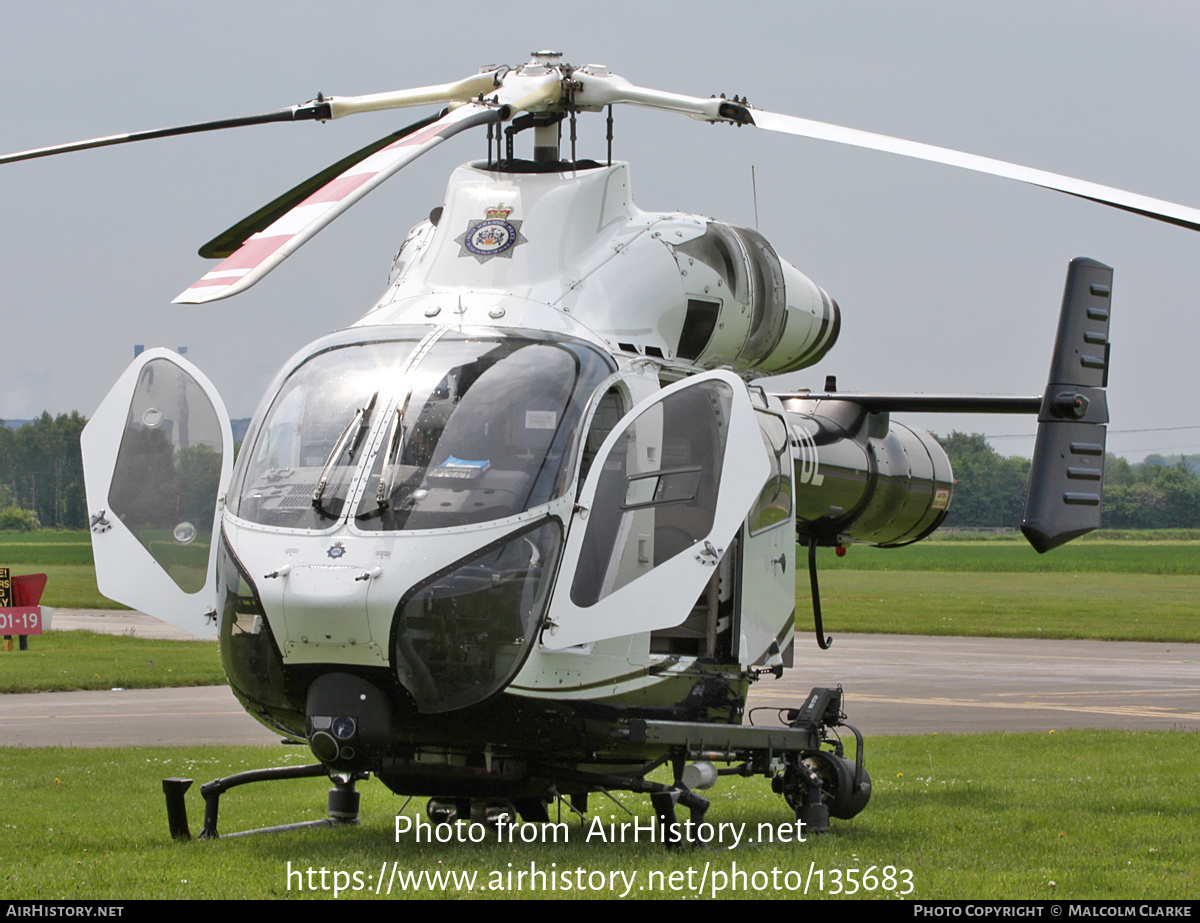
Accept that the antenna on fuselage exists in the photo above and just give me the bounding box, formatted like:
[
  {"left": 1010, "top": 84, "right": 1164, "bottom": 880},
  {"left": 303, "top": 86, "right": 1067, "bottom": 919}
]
[{"left": 752, "top": 165, "right": 760, "bottom": 231}]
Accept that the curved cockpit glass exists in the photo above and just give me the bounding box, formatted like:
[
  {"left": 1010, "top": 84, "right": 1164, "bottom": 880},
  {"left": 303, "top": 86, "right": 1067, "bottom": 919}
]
[
  {"left": 232, "top": 337, "right": 420, "bottom": 530},
  {"left": 231, "top": 327, "right": 613, "bottom": 531}
]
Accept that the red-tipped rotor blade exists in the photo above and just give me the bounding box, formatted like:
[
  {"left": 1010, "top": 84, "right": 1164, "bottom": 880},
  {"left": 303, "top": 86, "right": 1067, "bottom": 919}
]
[
  {"left": 174, "top": 103, "right": 502, "bottom": 304},
  {"left": 198, "top": 112, "right": 444, "bottom": 259}
]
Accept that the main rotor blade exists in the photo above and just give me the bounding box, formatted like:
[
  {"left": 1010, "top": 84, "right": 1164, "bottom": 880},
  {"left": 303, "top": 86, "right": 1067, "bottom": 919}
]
[
  {"left": 0, "top": 105, "right": 332, "bottom": 165},
  {"left": 0, "top": 73, "right": 501, "bottom": 167},
  {"left": 199, "top": 111, "right": 443, "bottom": 259},
  {"left": 176, "top": 72, "right": 562, "bottom": 304},
  {"left": 747, "top": 109, "right": 1200, "bottom": 232},
  {"left": 173, "top": 103, "right": 503, "bottom": 304},
  {"left": 570, "top": 69, "right": 1200, "bottom": 231}
]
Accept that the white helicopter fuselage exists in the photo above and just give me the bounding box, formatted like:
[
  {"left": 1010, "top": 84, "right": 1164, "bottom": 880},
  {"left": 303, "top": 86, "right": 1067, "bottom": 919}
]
[
  {"left": 83, "top": 158, "right": 947, "bottom": 793},
  {"left": 371, "top": 159, "right": 839, "bottom": 375},
  {"left": 224, "top": 160, "right": 812, "bottom": 739},
  {"left": 13, "top": 50, "right": 1139, "bottom": 829}
]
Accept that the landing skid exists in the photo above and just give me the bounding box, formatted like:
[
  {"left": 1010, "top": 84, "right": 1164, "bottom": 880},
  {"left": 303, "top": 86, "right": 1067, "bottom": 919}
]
[
  {"left": 162, "top": 765, "right": 366, "bottom": 840},
  {"left": 159, "top": 687, "right": 869, "bottom": 842}
]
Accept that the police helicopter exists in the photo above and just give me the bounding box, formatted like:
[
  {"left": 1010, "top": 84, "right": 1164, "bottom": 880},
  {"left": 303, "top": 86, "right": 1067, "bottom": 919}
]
[{"left": 6, "top": 52, "right": 1198, "bottom": 841}]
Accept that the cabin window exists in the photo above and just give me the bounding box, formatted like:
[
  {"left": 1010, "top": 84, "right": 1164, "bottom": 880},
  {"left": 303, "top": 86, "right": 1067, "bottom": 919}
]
[
  {"left": 232, "top": 329, "right": 613, "bottom": 532},
  {"left": 107, "top": 358, "right": 225, "bottom": 592},
  {"left": 232, "top": 340, "right": 421, "bottom": 530},
  {"left": 392, "top": 519, "right": 562, "bottom": 713},
  {"left": 356, "top": 334, "right": 611, "bottom": 531},
  {"left": 569, "top": 380, "right": 733, "bottom": 607},
  {"left": 748, "top": 409, "right": 792, "bottom": 535},
  {"left": 577, "top": 386, "right": 626, "bottom": 489}
]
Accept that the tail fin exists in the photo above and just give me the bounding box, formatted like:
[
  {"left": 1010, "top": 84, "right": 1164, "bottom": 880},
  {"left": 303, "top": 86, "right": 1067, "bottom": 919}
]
[{"left": 1021, "top": 257, "right": 1112, "bottom": 552}]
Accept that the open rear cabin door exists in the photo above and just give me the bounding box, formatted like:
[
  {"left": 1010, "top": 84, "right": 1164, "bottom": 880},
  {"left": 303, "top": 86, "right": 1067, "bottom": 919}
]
[
  {"left": 541, "top": 370, "right": 768, "bottom": 650},
  {"left": 82, "top": 349, "right": 233, "bottom": 638}
]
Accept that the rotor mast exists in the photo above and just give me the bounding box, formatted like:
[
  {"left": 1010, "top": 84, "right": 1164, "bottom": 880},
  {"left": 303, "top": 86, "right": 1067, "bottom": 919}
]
[{"left": 529, "top": 51, "right": 564, "bottom": 162}]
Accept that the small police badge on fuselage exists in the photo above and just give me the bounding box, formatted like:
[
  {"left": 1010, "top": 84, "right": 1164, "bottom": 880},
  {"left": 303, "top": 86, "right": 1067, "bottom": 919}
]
[{"left": 456, "top": 204, "right": 527, "bottom": 263}]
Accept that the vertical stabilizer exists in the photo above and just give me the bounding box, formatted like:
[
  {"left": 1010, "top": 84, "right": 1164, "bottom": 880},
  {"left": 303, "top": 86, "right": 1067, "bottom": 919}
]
[{"left": 1021, "top": 258, "right": 1112, "bottom": 552}]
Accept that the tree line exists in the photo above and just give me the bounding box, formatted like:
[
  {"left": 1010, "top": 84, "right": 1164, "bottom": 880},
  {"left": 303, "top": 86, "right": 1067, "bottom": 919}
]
[
  {"left": 0, "top": 413, "right": 87, "bottom": 530},
  {"left": 934, "top": 432, "right": 1200, "bottom": 530}
]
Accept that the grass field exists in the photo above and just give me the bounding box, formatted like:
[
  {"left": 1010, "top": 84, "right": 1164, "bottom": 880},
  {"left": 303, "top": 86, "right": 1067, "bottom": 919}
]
[
  {"left": 804, "top": 571, "right": 1200, "bottom": 642},
  {"left": 816, "top": 540, "right": 1200, "bottom": 574},
  {"left": 0, "top": 629, "right": 222, "bottom": 693},
  {"left": 0, "top": 530, "right": 95, "bottom": 564},
  {"left": 791, "top": 540, "right": 1200, "bottom": 642},
  {"left": 2, "top": 532, "right": 1197, "bottom": 901},
  {"left": 1, "top": 529, "right": 1197, "bottom": 693},
  {"left": 0, "top": 730, "right": 1194, "bottom": 900},
  {"left": 0, "top": 531, "right": 118, "bottom": 609},
  {"left": 4, "top": 564, "right": 119, "bottom": 610},
  {"left": 1, "top": 531, "right": 1197, "bottom": 649}
]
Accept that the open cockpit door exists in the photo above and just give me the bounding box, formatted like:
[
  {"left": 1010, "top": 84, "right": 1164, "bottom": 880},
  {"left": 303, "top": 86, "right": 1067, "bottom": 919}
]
[
  {"left": 541, "top": 370, "right": 769, "bottom": 650},
  {"left": 82, "top": 349, "right": 233, "bottom": 638}
]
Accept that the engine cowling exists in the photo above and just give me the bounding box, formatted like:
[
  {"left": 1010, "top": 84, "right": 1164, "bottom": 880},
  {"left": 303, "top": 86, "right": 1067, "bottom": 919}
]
[
  {"left": 782, "top": 397, "right": 954, "bottom": 547},
  {"left": 670, "top": 221, "right": 840, "bottom": 374}
]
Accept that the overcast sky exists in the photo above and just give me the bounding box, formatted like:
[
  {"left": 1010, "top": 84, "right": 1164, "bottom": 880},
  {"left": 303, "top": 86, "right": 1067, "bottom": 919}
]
[{"left": 2, "top": 1, "right": 1198, "bottom": 461}]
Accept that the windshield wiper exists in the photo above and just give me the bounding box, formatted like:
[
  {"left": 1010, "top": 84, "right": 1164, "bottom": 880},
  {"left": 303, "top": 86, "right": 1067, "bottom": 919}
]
[
  {"left": 347, "top": 390, "right": 379, "bottom": 461},
  {"left": 375, "top": 390, "right": 413, "bottom": 509},
  {"left": 312, "top": 391, "right": 379, "bottom": 519}
]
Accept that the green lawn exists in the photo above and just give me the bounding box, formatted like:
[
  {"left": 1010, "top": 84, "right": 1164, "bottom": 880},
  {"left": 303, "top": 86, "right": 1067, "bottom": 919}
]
[
  {"left": 1, "top": 534, "right": 1196, "bottom": 693},
  {"left": 2, "top": 533, "right": 1196, "bottom": 901},
  {"left": 0, "top": 529, "right": 94, "bottom": 564},
  {"left": 791, "top": 539, "right": 1200, "bottom": 642},
  {"left": 6, "top": 564, "right": 122, "bottom": 609},
  {"left": 0, "top": 629, "right": 221, "bottom": 693},
  {"left": 1, "top": 531, "right": 120, "bottom": 609},
  {"left": 817, "top": 539, "right": 1200, "bottom": 574},
  {"left": 0, "top": 731, "right": 1194, "bottom": 900},
  {"left": 802, "top": 570, "right": 1200, "bottom": 642}
]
